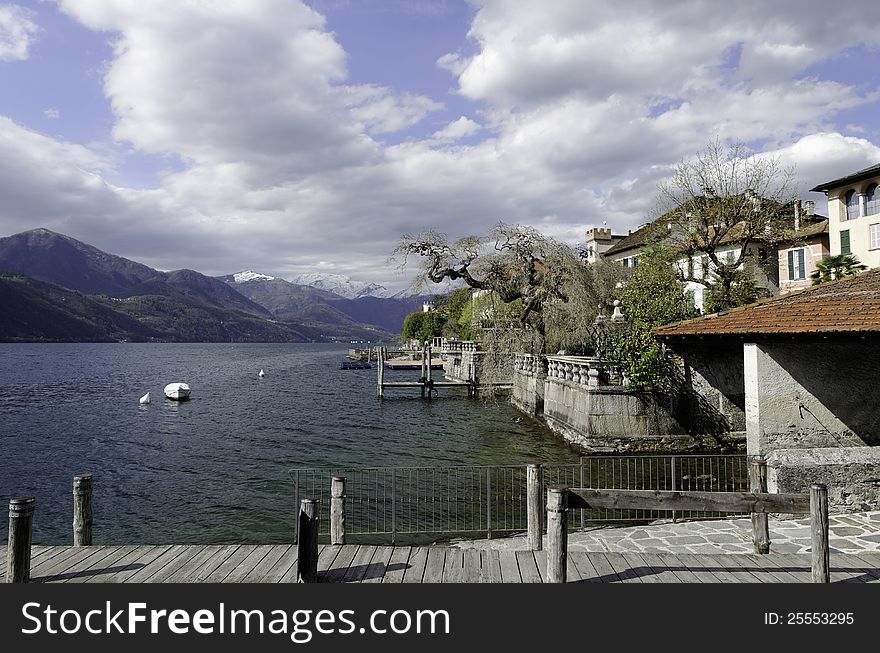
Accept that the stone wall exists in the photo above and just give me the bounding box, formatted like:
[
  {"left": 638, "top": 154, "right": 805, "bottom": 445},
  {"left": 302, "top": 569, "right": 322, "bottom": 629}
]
[
  {"left": 511, "top": 354, "right": 544, "bottom": 417},
  {"left": 541, "top": 376, "right": 740, "bottom": 453},
  {"left": 679, "top": 343, "right": 746, "bottom": 435},
  {"left": 744, "top": 341, "right": 880, "bottom": 454},
  {"left": 767, "top": 447, "right": 880, "bottom": 513}
]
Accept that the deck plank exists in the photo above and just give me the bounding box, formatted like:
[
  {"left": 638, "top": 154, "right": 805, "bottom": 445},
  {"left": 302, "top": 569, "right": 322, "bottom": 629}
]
[
  {"left": 515, "top": 551, "right": 542, "bottom": 583},
  {"left": 402, "top": 547, "right": 428, "bottom": 583},
  {"left": 603, "top": 553, "right": 643, "bottom": 583},
  {"left": 322, "top": 544, "right": 360, "bottom": 583},
  {"left": 480, "top": 550, "right": 503, "bottom": 583},
  {"left": 441, "top": 548, "right": 463, "bottom": 583},
  {"left": 341, "top": 545, "right": 378, "bottom": 583},
  {"left": 361, "top": 546, "right": 394, "bottom": 583},
  {"left": 568, "top": 552, "right": 603, "bottom": 583},
  {"left": 62, "top": 545, "right": 142, "bottom": 583},
  {"left": 200, "top": 546, "right": 257, "bottom": 583},
  {"left": 632, "top": 553, "right": 684, "bottom": 583},
  {"left": 587, "top": 553, "right": 622, "bottom": 583},
  {"left": 382, "top": 546, "right": 412, "bottom": 583},
  {"left": 463, "top": 548, "right": 482, "bottom": 583},
  {"left": 498, "top": 551, "right": 521, "bottom": 583},
  {"left": 421, "top": 548, "right": 446, "bottom": 583},
  {"left": 34, "top": 546, "right": 114, "bottom": 583},
  {"left": 223, "top": 545, "right": 276, "bottom": 583}
]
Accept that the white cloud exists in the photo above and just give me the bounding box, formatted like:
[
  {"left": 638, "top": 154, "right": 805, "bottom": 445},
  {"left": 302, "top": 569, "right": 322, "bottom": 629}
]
[
  {"left": 431, "top": 116, "right": 480, "bottom": 141},
  {"left": 1, "top": 0, "right": 878, "bottom": 291},
  {"left": 43, "top": 108, "right": 60, "bottom": 119},
  {"left": 0, "top": 4, "right": 38, "bottom": 61}
]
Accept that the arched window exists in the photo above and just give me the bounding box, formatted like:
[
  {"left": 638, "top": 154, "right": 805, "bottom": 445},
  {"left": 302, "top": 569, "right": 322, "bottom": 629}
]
[
  {"left": 845, "top": 189, "right": 860, "bottom": 220},
  {"left": 867, "top": 184, "right": 879, "bottom": 216}
]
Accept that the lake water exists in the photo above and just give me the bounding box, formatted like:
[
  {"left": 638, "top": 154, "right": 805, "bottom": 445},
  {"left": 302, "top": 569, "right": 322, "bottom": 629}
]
[{"left": 0, "top": 343, "right": 580, "bottom": 545}]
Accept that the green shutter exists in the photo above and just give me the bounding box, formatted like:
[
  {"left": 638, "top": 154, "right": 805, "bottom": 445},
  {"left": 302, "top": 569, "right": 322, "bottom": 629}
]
[
  {"left": 787, "top": 250, "right": 794, "bottom": 280},
  {"left": 840, "top": 230, "right": 851, "bottom": 255},
  {"left": 798, "top": 250, "right": 805, "bottom": 280}
]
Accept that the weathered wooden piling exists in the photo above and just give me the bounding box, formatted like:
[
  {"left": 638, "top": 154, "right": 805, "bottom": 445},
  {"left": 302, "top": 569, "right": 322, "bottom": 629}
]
[
  {"left": 810, "top": 483, "right": 829, "bottom": 583},
  {"left": 297, "top": 498, "right": 319, "bottom": 582},
  {"left": 546, "top": 486, "right": 567, "bottom": 583},
  {"left": 377, "top": 347, "right": 385, "bottom": 398},
  {"left": 749, "top": 455, "right": 770, "bottom": 554},
  {"left": 330, "top": 476, "right": 346, "bottom": 545},
  {"left": 73, "top": 474, "right": 93, "bottom": 546},
  {"left": 526, "top": 463, "right": 543, "bottom": 551},
  {"left": 420, "top": 342, "right": 427, "bottom": 398},
  {"left": 7, "top": 497, "right": 35, "bottom": 583}
]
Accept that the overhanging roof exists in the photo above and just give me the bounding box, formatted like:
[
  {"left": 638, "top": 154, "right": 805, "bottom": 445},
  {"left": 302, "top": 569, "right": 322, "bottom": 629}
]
[{"left": 655, "top": 267, "right": 880, "bottom": 339}]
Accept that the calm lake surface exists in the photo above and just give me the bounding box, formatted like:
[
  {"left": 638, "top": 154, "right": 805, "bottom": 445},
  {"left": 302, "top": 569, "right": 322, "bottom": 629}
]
[{"left": 0, "top": 343, "right": 580, "bottom": 545}]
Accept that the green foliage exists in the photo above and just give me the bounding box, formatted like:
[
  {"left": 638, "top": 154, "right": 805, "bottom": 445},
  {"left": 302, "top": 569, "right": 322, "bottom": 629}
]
[
  {"left": 401, "top": 308, "right": 445, "bottom": 343},
  {"left": 810, "top": 254, "right": 867, "bottom": 285},
  {"left": 613, "top": 250, "right": 696, "bottom": 389},
  {"left": 702, "top": 268, "right": 764, "bottom": 314}
]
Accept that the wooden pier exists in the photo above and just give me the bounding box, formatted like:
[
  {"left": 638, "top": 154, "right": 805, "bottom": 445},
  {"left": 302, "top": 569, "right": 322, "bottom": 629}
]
[
  {"left": 4, "top": 544, "right": 880, "bottom": 584},
  {"left": 376, "top": 344, "right": 474, "bottom": 398}
]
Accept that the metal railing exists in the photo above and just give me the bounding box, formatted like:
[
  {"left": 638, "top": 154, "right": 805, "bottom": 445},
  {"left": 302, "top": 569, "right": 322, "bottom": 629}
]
[{"left": 289, "top": 454, "right": 749, "bottom": 543}]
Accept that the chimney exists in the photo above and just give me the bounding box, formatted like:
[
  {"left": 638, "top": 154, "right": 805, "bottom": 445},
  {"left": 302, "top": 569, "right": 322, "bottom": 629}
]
[
  {"left": 804, "top": 200, "right": 815, "bottom": 216},
  {"left": 793, "top": 199, "right": 801, "bottom": 231}
]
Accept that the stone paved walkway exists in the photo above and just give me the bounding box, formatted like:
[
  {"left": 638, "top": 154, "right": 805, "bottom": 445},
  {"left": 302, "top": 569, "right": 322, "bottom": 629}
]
[{"left": 453, "top": 511, "right": 880, "bottom": 555}]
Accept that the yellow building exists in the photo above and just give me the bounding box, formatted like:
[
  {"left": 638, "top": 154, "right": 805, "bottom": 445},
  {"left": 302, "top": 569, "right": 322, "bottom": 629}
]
[{"left": 810, "top": 163, "right": 880, "bottom": 269}]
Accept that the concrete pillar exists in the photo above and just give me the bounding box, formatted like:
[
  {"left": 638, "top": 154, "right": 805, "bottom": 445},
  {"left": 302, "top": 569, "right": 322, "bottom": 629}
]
[{"left": 743, "top": 342, "right": 763, "bottom": 457}]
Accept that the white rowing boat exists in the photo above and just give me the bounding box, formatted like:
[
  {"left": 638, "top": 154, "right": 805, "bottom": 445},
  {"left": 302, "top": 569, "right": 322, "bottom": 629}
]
[{"left": 163, "top": 382, "right": 191, "bottom": 400}]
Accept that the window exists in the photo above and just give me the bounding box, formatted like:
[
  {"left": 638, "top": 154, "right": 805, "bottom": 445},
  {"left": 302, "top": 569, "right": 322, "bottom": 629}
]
[
  {"left": 867, "top": 184, "right": 879, "bottom": 216},
  {"left": 840, "top": 229, "right": 851, "bottom": 255},
  {"left": 845, "top": 190, "right": 860, "bottom": 220},
  {"left": 787, "top": 248, "right": 806, "bottom": 280},
  {"left": 871, "top": 224, "right": 880, "bottom": 250}
]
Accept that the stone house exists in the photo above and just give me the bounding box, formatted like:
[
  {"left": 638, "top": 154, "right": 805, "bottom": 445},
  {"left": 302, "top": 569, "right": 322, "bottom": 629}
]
[{"left": 655, "top": 268, "right": 880, "bottom": 512}]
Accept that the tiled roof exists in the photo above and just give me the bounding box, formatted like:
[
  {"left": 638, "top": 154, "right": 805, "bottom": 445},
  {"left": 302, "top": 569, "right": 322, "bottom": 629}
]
[
  {"left": 603, "top": 221, "right": 657, "bottom": 256},
  {"left": 778, "top": 217, "right": 828, "bottom": 242},
  {"left": 810, "top": 163, "right": 880, "bottom": 193},
  {"left": 655, "top": 267, "right": 880, "bottom": 338}
]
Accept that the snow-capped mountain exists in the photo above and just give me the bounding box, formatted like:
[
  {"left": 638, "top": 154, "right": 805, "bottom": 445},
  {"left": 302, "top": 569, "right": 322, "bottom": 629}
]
[
  {"left": 230, "top": 270, "right": 276, "bottom": 283},
  {"left": 293, "top": 273, "right": 392, "bottom": 299}
]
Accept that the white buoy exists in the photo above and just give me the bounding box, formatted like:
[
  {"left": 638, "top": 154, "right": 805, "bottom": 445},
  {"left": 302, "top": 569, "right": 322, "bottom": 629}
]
[
  {"left": 139, "top": 392, "right": 151, "bottom": 405},
  {"left": 259, "top": 369, "right": 265, "bottom": 377}
]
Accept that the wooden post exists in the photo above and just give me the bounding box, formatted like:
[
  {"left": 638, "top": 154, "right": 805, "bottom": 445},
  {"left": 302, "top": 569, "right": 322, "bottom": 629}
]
[
  {"left": 7, "top": 497, "right": 35, "bottom": 583},
  {"left": 330, "top": 476, "right": 346, "bottom": 545},
  {"left": 810, "top": 483, "right": 829, "bottom": 583},
  {"left": 297, "top": 498, "right": 319, "bottom": 583},
  {"left": 527, "top": 464, "right": 543, "bottom": 551},
  {"left": 427, "top": 342, "right": 433, "bottom": 398},
  {"left": 420, "top": 342, "right": 427, "bottom": 399},
  {"left": 377, "top": 347, "right": 385, "bottom": 398},
  {"left": 749, "top": 455, "right": 770, "bottom": 554},
  {"left": 546, "top": 486, "right": 567, "bottom": 583},
  {"left": 73, "top": 474, "right": 93, "bottom": 546}
]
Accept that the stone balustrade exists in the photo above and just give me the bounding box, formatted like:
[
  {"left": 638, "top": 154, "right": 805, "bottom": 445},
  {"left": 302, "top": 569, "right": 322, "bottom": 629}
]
[{"left": 544, "top": 355, "right": 606, "bottom": 387}]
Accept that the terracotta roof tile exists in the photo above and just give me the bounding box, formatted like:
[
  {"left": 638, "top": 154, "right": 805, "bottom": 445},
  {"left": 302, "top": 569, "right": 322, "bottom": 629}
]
[{"left": 655, "top": 268, "right": 880, "bottom": 337}]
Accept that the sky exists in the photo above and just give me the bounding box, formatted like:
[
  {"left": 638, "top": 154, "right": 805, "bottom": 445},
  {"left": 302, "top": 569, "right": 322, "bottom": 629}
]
[{"left": 1, "top": 0, "right": 880, "bottom": 291}]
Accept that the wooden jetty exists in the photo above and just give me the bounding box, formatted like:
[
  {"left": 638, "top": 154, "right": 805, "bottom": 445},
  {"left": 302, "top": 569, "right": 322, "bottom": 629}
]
[
  {"left": 376, "top": 344, "right": 474, "bottom": 399},
  {"left": 2, "top": 544, "right": 879, "bottom": 584},
  {"left": 8, "top": 472, "right": 879, "bottom": 584}
]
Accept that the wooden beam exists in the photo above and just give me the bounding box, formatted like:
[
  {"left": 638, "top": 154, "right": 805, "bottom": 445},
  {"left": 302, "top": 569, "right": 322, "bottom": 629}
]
[
  {"left": 330, "top": 476, "right": 346, "bottom": 546},
  {"left": 527, "top": 464, "right": 543, "bottom": 551},
  {"left": 567, "top": 489, "right": 810, "bottom": 514}
]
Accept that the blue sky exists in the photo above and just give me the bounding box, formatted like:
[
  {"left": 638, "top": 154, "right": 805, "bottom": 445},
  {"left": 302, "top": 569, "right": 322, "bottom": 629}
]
[{"left": 1, "top": 1, "right": 880, "bottom": 289}]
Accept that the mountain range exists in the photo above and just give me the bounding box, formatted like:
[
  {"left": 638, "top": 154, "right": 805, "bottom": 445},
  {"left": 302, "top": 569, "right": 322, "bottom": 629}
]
[{"left": 0, "top": 229, "right": 425, "bottom": 343}]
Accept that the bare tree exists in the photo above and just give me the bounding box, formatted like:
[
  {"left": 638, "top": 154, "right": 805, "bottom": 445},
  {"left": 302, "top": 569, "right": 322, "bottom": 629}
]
[
  {"left": 394, "top": 223, "right": 583, "bottom": 353},
  {"left": 655, "top": 139, "right": 798, "bottom": 311}
]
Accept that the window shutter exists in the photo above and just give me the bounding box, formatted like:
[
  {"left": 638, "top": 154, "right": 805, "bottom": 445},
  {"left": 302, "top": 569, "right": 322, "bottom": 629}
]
[
  {"left": 798, "top": 250, "right": 805, "bottom": 280},
  {"left": 840, "top": 230, "right": 851, "bottom": 255},
  {"left": 787, "top": 250, "right": 794, "bottom": 280}
]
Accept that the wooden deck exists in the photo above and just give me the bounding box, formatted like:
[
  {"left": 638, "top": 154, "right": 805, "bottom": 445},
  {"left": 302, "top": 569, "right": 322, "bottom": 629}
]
[{"left": 3, "top": 545, "right": 880, "bottom": 583}]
